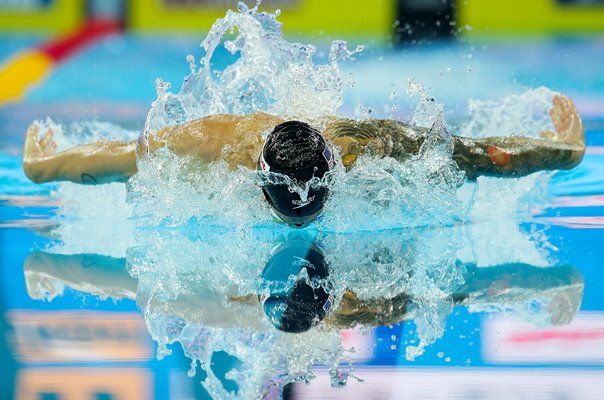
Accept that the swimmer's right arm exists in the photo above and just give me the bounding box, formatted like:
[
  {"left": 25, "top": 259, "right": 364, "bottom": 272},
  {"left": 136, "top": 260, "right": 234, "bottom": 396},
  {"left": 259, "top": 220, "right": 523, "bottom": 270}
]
[
  {"left": 23, "top": 123, "right": 138, "bottom": 184},
  {"left": 22, "top": 113, "right": 280, "bottom": 184}
]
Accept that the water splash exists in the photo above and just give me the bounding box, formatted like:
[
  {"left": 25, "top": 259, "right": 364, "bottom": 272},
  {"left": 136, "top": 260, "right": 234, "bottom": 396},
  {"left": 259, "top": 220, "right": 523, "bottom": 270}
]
[
  {"left": 456, "top": 87, "right": 558, "bottom": 265},
  {"left": 22, "top": 3, "right": 574, "bottom": 398},
  {"left": 128, "top": 226, "right": 355, "bottom": 397},
  {"left": 459, "top": 87, "right": 557, "bottom": 139},
  {"left": 144, "top": 2, "right": 362, "bottom": 133},
  {"left": 129, "top": 3, "right": 371, "bottom": 229},
  {"left": 129, "top": 3, "right": 470, "bottom": 232}
]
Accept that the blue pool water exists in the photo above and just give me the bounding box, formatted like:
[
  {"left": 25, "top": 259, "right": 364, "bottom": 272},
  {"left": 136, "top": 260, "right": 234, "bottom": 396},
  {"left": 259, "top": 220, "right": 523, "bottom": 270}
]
[{"left": 1, "top": 33, "right": 604, "bottom": 399}]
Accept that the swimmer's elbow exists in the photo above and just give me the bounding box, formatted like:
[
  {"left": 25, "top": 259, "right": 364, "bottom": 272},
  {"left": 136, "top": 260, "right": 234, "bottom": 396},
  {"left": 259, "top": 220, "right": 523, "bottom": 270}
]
[
  {"left": 22, "top": 160, "right": 52, "bottom": 183},
  {"left": 23, "top": 160, "right": 41, "bottom": 183},
  {"left": 554, "top": 144, "right": 585, "bottom": 171},
  {"left": 566, "top": 145, "right": 585, "bottom": 170}
]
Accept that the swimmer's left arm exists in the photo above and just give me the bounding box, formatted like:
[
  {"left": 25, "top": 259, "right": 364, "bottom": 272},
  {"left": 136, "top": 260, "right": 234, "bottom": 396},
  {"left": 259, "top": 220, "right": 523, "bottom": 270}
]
[
  {"left": 326, "top": 95, "right": 584, "bottom": 179},
  {"left": 452, "top": 95, "right": 585, "bottom": 179},
  {"left": 452, "top": 136, "right": 584, "bottom": 179}
]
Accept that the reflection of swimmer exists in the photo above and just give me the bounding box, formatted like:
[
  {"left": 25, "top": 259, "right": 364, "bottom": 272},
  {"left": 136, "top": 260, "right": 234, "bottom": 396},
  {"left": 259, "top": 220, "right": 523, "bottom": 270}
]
[
  {"left": 258, "top": 239, "right": 333, "bottom": 333},
  {"left": 24, "top": 241, "right": 584, "bottom": 333},
  {"left": 256, "top": 237, "right": 568, "bottom": 332},
  {"left": 23, "top": 95, "right": 584, "bottom": 227}
]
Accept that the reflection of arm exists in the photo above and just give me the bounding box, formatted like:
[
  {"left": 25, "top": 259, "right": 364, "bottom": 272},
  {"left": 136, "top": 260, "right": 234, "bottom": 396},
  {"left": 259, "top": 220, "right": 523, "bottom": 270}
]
[
  {"left": 455, "top": 262, "right": 583, "bottom": 299},
  {"left": 24, "top": 252, "right": 270, "bottom": 330},
  {"left": 455, "top": 262, "right": 583, "bottom": 326},
  {"left": 326, "top": 262, "right": 583, "bottom": 329},
  {"left": 141, "top": 291, "right": 267, "bottom": 331},
  {"left": 24, "top": 252, "right": 137, "bottom": 300}
]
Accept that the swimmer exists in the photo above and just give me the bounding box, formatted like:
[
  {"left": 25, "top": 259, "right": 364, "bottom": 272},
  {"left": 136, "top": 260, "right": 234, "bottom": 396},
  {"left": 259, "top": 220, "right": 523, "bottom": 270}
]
[{"left": 22, "top": 95, "right": 585, "bottom": 227}]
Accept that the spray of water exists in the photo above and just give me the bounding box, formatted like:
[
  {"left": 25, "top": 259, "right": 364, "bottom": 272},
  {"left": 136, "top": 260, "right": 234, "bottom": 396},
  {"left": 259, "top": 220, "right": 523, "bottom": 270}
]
[
  {"left": 122, "top": 1, "right": 474, "bottom": 232},
  {"left": 144, "top": 2, "right": 362, "bottom": 131}
]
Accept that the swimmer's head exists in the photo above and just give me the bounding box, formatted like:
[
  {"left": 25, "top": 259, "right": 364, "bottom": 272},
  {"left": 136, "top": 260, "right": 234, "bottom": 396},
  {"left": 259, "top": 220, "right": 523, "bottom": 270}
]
[
  {"left": 259, "top": 239, "right": 333, "bottom": 333},
  {"left": 258, "top": 121, "right": 332, "bottom": 228}
]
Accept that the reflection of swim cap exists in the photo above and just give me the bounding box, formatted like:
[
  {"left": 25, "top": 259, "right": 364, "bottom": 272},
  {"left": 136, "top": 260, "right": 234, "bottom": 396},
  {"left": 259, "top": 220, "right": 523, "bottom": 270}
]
[
  {"left": 259, "top": 121, "right": 332, "bottom": 228},
  {"left": 259, "top": 240, "right": 333, "bottom": 333}
]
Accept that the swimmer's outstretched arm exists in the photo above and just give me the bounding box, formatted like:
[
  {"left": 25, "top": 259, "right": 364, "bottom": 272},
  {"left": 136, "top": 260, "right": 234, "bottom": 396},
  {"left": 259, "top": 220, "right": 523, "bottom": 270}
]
[
  {"left": 22, "top": 124, "right": 137, "bottom": 184},
  {"left": 327, "top": 95, "right": 585, "bottom": 179},
  {"left": 452, "top": 95, "right": 585, "bottom": 179}
]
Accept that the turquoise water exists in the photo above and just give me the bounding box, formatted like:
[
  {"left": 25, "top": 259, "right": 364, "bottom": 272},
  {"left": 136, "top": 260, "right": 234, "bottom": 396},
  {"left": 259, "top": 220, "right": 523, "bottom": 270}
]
[{"left": 1, "top": 30, "right": 604, "bottom": 399}]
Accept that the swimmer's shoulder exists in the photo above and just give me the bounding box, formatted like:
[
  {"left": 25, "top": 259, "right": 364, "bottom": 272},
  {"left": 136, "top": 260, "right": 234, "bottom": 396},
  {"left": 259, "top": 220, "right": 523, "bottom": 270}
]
[
  {"left": 323, "top": 117, "right": 426, "bottom": 140},
  {"left": 189, "top": 112, "right": 284, "bottom": 139},
  {"left": 238, "top": 112, "right": 285, "bottom": 133},
  {"left": 151, "top": 112, "right": 284, "bottom": 140},
  {"left": 138, "top": 112, "right": 284, "bottom": 160},
  {"left": 157, "top": 112, "right": 282, "bottom": 131}
]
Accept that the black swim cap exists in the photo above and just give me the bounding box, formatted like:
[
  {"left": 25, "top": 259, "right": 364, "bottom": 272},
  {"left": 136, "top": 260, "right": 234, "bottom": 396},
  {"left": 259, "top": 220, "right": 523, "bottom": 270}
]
[
  {"left": 259, "top": 121, "right": 333, "bottom": 227},
  {"left": 259, "top": 239, "right": 333, "bottom": 333}
]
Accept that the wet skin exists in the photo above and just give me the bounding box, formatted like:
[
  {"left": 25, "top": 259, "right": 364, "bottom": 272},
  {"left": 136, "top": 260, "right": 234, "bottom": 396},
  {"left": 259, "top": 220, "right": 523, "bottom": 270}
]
[{"left": 22, "top": 95, "right": 584, "bottom": 184}]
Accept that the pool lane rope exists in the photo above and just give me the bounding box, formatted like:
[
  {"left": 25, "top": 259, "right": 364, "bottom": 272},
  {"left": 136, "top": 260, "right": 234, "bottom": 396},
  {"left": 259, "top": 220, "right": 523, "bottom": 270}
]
[{"left": 0, "top": 19, "right": 122, "bottom": 107}]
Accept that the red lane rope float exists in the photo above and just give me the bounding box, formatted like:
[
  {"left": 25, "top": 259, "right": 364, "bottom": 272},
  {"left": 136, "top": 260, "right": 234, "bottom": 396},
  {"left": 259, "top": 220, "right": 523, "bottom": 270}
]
[{"left": 0, "top": 19, "right": 122, "bottom": 107}]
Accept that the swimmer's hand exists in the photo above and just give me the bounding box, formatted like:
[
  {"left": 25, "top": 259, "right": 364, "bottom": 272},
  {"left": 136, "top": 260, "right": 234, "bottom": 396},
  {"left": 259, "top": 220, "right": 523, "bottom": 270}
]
[
  {"left": 546, "top": 267, "right": 584, "bottom": 326},
  {"left": 540, "top": 95, "right": 585, "bottom": 156},
  {"left": 25, "top": 123, "right": 57, "bottom": 158},
  {"left": 23, "top": 123, "right": 57, "bottom": 183}
]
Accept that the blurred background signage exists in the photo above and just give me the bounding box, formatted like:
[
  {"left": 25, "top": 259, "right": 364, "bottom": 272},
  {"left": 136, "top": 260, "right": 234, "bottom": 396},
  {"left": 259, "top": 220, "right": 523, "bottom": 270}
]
[{"left": 0, "top": 0, "right": 603, "bottom": 39}]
